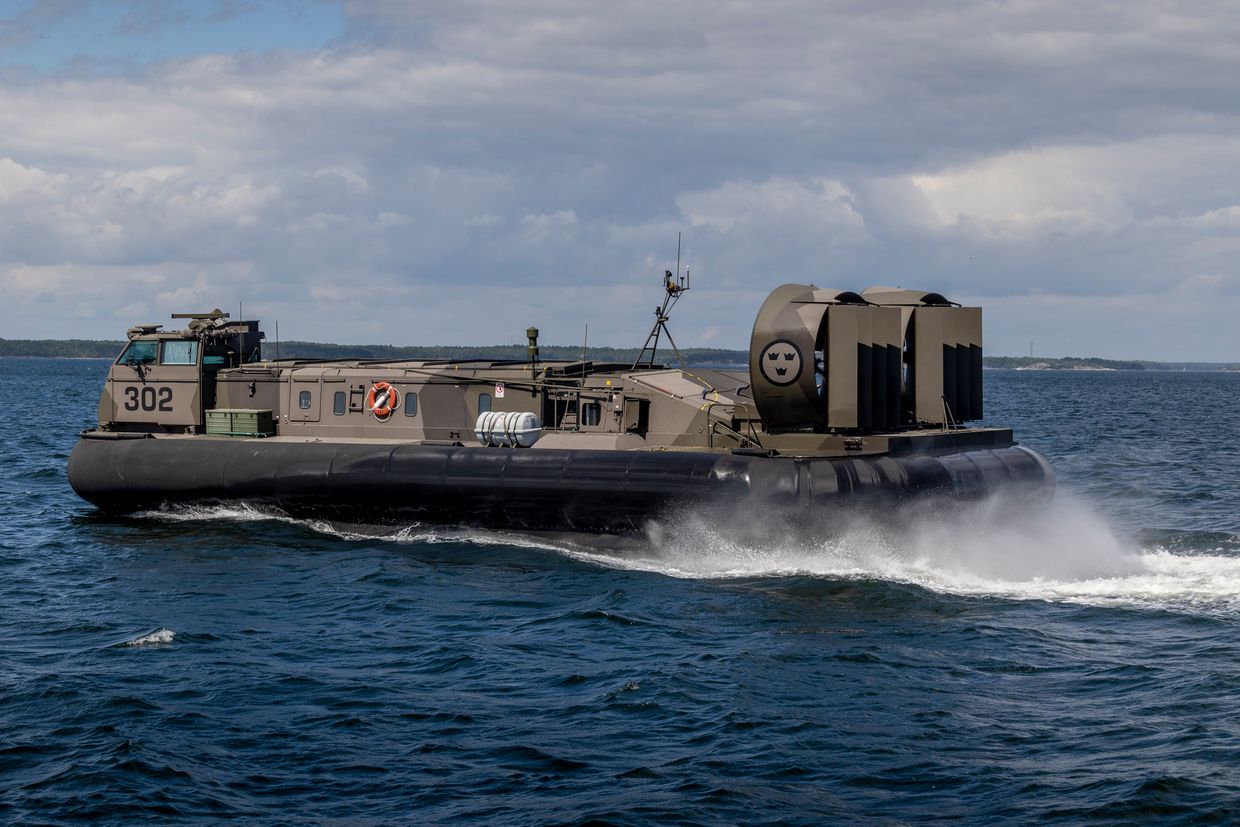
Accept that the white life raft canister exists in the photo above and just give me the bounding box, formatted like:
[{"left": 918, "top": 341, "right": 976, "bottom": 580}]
[{"left": 474, "top": 411, "right": 542, "bottom": 448}]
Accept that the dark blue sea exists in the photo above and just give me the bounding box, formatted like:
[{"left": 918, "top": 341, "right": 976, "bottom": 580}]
[{"left": 3, "top": 358, "right": 1239, "bottom": 825}]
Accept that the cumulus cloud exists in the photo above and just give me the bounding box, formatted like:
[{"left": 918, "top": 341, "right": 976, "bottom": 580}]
[
  {"left": 518, "top": 209, "right": 577, "bottom": 245},
  {"left": 0, "top": 0, "right": 1238, "bottom": 359}
]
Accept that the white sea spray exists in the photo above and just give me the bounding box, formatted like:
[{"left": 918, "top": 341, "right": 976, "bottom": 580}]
[{"left": 120, "top": 628, "right": 175, "bottom": 647}]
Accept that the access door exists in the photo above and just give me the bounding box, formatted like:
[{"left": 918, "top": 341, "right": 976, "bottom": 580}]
[{"left": 288, "top": 371, "right": 322, "bottom": 422}]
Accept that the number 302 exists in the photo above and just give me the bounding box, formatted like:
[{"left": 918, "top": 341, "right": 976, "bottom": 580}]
[{"left": 123, "top": 386, "right": 173, "bottom": 412}]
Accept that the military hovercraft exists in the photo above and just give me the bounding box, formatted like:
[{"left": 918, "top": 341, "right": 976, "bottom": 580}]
[{"left": 68, "top": 275, "right": 1052, "bottom": 535}]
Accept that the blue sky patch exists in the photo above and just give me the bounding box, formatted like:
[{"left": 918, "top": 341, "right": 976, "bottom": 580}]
[{"left": 0, "top": 0, "right": 345, "bottom": 71}]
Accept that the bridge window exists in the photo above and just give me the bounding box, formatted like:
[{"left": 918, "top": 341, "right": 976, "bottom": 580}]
[
  {"left": 298, "top": 391, "right": 312, "bottom": 409},
  {"left": 333, "top": 391, "right": 345, "bottom": 416},
  {"left": 404, "top": 392, "right": 418, "bottom": 417},
  {"left": 118, "top": 340, "right": 157, "bottom": 365},
  {"left": 161, "top": 340, "right": 199, "bottom": 365}
]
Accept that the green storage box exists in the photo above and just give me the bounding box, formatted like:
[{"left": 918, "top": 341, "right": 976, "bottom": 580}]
[{"left": 205, "top": 409, "right": 274, "bottom": 437}]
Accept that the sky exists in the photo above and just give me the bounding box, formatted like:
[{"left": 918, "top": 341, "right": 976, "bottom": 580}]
[{"left": 1, "top": 0, "right": 1238, "bottom": 360}]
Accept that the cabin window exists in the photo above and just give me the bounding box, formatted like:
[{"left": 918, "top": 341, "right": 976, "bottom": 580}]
[
  {"left": 478, "top": 393, "right": 492, "bottom": 414},
  {"left": 298, "top": 391, "right": 312, "bottom": 409},
  {"left": 404, "top": 392, "right": 418, "bottom": 417},
  {"left": 333, "top": 391, "right": 345, "bottom": 416},
  {"left": 161, "top": 340, "right": 199, "bottom": 365},
  {"left": 581, "top": 402, "right": 601, "bottom": 427},
  {"left": 118, "top": 340, "right": 158, "bottom": 365}
]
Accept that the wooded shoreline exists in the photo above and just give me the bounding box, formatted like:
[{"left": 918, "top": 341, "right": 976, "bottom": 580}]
[{"left": 2, "top": 338, "right": 1237, "bottom": 372}]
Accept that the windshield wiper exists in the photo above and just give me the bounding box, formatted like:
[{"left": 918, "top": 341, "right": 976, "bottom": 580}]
[{"left": 126, "top": 355, "right": 148, "bottom": 383}]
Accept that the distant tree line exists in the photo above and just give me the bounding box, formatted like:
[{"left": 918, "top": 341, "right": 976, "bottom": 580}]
[
  {"left": 983, "top": 355, "right": 1147, "bottom": 371},
  {"left": 0, "top": 338, "right": 123, "bottom": 358},
  {"left": 265, "top": 340, "right": 748, "bottom": 366},
  {"left": 3, "top": 337, "right": 1237, "bottom": 371}
]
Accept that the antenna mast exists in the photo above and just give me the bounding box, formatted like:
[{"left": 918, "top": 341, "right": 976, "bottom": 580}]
[{"left": 632, "top": 232, "right": 691, "bottom": 370}]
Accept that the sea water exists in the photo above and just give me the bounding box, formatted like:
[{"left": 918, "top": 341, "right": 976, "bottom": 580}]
[{"left": 2, "top": 359, "right": 1239, "bottom": 824}]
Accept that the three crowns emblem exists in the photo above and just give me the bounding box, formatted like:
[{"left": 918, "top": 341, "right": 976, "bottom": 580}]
[{"left": 759, "top": 340, "right": 802, "bottom": 385}]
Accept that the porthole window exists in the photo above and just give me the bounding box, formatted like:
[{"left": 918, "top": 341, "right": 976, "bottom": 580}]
[
  {"left": 298, "top": 391, "right": 312, "bottom": 409},
  {"left": 404, "top": 391, "right": 418, "bottom": 417},
  {"left": 478, "top": 393, "right": 491, "bottom": 414},
  {"left": 333, "top": 391, "right": 345, "bottom": 416}
]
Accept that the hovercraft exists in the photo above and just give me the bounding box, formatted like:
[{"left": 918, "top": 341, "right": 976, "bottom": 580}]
[{"left": 68, "top": 277, "right": 1053, "bottom": 535}]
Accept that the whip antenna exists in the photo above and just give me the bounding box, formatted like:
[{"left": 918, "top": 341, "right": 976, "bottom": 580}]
[{"left": 632, "top": 233, "right": 690, "bottom": 370}]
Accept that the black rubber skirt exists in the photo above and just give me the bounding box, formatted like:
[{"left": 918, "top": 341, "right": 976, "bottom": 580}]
[{"left": 68, "top": 437, "right": 1054, "bottom": 535}]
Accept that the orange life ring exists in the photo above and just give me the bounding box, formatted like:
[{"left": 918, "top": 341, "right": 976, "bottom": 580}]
[{"left": 367, "top": 382, "right": 400, "bottom": 419}]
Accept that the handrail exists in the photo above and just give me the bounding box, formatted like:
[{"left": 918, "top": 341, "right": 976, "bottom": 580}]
[{"left": 703, "top": 401, "right": 762, "bottom": 450}]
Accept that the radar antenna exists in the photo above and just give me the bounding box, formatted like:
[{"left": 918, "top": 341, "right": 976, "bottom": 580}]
[{"left": 632, "top": 233, "right": 691, "bottom": 369}]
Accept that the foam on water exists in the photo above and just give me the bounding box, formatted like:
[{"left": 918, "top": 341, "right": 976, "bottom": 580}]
[
  {"left": 136, "top": 503, "right": 572, "bottom": 553},
  {"left": 118, "top": 627, "right": 175, "bottom": 647},
  {"left": 137, "top": 498, "right": 1240, "bottom": 615},
  {"left": 565, "top": 495, "right": 1240, "bottom": 615}
]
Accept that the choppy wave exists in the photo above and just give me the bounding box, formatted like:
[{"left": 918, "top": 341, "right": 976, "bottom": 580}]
[{"left": 13, "top": 360, "right": 1240, "bottom": 825}]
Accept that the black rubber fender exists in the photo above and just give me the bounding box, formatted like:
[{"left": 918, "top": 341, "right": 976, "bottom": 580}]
[{"left": 68, "top": 437, "right": 1054, "bottom": 534}]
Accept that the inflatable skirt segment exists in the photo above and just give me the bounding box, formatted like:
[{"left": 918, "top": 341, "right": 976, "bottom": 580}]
[{"left": 68, "top": 438, "right": 1054, "bottom": 535}]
